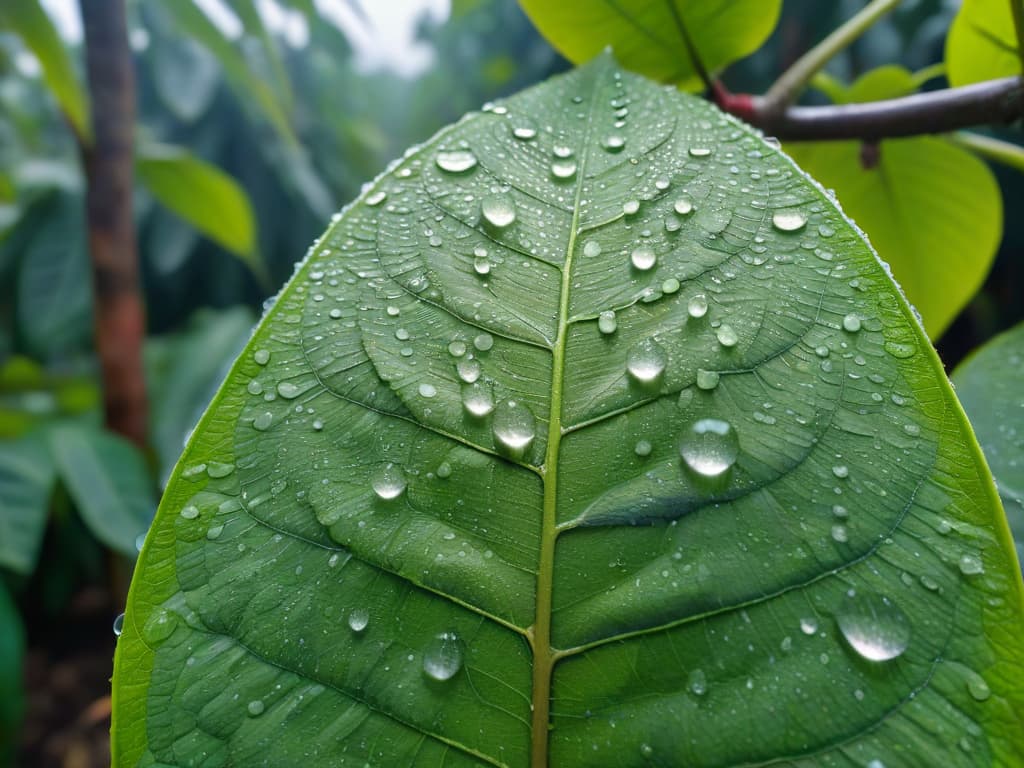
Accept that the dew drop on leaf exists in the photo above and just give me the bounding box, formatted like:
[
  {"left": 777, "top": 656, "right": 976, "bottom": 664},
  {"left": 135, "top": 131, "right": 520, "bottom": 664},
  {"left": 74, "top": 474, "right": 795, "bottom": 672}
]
[
  {"left": 247, "top": 700, "right": 265, "bottom": 717},
  {"left": 435, "top": 149, "right": 478, "bottom": 173},
  {"left": 372, "top": 464, "right": 407, "bottom": 500},
  {"left": 626, "top": 338, "right": 667, "bottom": 385},
  {"left": 492, "top": 400, "right": 536, "bottom": 455},
  {"left": 630, "top": 247, "right": 656, "bottom": 271},
  {"left": 959, "top": 553, "right": 984, "bottom": 576},
  {"left": 687, "top": 668, "right": 708, "bottom": 695},
  {"left": 679, "top": 418, "right": 738, "bottom": 477},
  {"left": 772, "top": 210, "right": 807, "bottom": 232},
  {"left": 842, "top": 313, "right": 862, "bottom": 333},
  {"left": 687, "top": 294, "right": 708, "bottom": 319},
  {"left": 422, "top": 631, "right": 463, "bottom": 681},
  {"left": 602, "top": 134, "right": 625, "bottom": 153},
  {"left": 696, "top": 369, "right": 719, "bottom": 391},
  {"left": 716, "top": 324, "right": 738, "bottom": 348},
  {"left": 674, "top": 198, "right": 694, "bottom": 215},
  {"left": 347, "top": 608, "right": 369, "bottom": 633},
  {"left": 836, "top": 591, "right": 910, "bottom": 662},
  {"left": 598, "top": 310, "right": 617, "bottom": 335},
  {"left": 112, "top": 613, "right": 125, "bottom": 637},
  {"left": 461, "top": 381, "right": 494, "bottom": 417},
  {"left": 481, "top": 194, "right": 516, "bottom": 228}
]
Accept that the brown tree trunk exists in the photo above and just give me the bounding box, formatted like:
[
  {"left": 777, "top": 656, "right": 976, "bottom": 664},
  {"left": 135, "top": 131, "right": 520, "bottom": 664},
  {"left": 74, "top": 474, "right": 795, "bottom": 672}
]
[{"left": 79, "top": 0, "right": 148, "bottom": 447}]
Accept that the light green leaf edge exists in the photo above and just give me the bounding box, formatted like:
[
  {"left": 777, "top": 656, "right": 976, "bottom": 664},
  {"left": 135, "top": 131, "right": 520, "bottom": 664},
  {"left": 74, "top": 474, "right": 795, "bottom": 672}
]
[
  {"left": 113, "top": 54, "right": 1024, "bottom": 766},
  {"left": 945, "top": 0, "right": 1023, "bottom": 87}
]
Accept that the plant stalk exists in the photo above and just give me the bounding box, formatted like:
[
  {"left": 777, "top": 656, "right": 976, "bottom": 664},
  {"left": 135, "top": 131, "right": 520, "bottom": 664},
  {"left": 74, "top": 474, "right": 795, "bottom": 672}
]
[{"left": 951, "top": 130, "right": 1024, "bottom": 173}]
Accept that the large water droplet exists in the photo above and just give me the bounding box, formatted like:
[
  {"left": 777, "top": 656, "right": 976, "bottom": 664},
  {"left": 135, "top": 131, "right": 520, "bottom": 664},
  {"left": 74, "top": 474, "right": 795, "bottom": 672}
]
[
  {"left": 253, "top": 349, "right": 270, "bottom": 365},
  {"left": 679, "top": 418, "right": 739, "bottom": 477},
  {"left": 253, "top": 411, "right": 273, "bottom": 431},
  {"left": 842, "top": 313, "right": 862, "bottom": 332},
  {"left": 481, "top": 194, "right": 516, "bottom": 228},
  {"left": 716, "top": 324, "right": 738, "bottom": 348},
  {"left": 492, "top": 400, "right": 536, "bottom": 454},
  {"left": 511, "top": 118, "right": 537, "bottom": 140},
  {"left": 687, "top": 294, "right": 708, "bottom": 319},
  {"left": 372, "top": 464, "right": 407, "bottom": 500},
  {"left": 551, "top": 160, "right": 577, "bottom": 180},
  {"left": 958, "top": 553, "right": 984, "bottom": 576},
  {"left": 674, "top": 197, "right": 694, "bottom": 215},
  {"left": 626, "top": 339, "right": 667, "bottom": 385},
  {"left": 602, "top": 134, "right": 625, "bottom": 153},
  {"left": 112, "top": 613, "right": 125, "bottom": 637},
  {"left": 696, "top": 369, "right": 719, "bottom": 391},
  {"left": 836, "top": 591, "right": 910, "bottom": 662},
  {"left": 772, "top": 210, "right": 807, "bottom": 232},
  {"left": 964, "top": 669, "right": 991, "bottom": 701},
  {"left": 435, "top": 149, "right": 478, "bottom": 173},
  {"left": 461, "top": 381, "right": 494, "bottom": 417},
  {"left": 247, "top": 700, "right": 265, "bottom": 716},
  {"left": 687, "top": 668, "right": 708, "bottom": 695},
  {"left": 206, "top": 461, "right": 235, "bottom": 478},
  {"left": 630, "top": 247, "right": 656, "bottom": 271},
  {"left": 598, "top": 310, "right": 617, "bottom": 335},
  {"left": 457, "top": 358, "right": 481, "bottom": 383},
  {"left": 583, "top": 240, "right": 602, "bottom": 258},
  {"left": 277, "top": 381, "right": 303, "bottom": 399},
  {"left": 347, "top": 608, "right": 369, "bottom": 633},
  {"left": 422, "top": 631, "right": 463, "bottom": 681}
]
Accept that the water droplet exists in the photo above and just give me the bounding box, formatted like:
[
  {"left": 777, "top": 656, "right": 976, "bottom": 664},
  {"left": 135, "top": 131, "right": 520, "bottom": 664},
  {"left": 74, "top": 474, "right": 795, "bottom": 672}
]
[
  {"left": 674, "top": 198, "right": 694, "bottom": 215},
  {"left": 206, "top": 524, "right": 224, "bottom": 540},
  {"left": 512, "top": 121, "right": 537, "bottom": 140},
  {"left": 832, "top": 465, "right": 849, "bottom": 479},
  {"left": 142, "top": 608, "right": 176, "bottom": 644},
  {"left": 366, "top": 190, "right": 386, "bottom": 206},
  {"left": 277, "top": 381, "right": 303, "bottom": 399},
  {"left": 436, "top": 461, "right": 452, "bottom": 479},
  {"left": 418, "top": 383, "right": 437, "bottom": 398},
  {"left": 687, "top": 668, "right": 708, "bottom": 695},
  {"left": 964, "top": 669, "right": 991, "bottom": 701},
  {"left": 837, "top": 591, "right": 910, "bottom": 662},
  {"left": 448, "top": 340, "right": 467, "bottom": 357},
  {"left": 688, "top": 147, "right": 712, "bottom": 158},
  {"left": 687, "top": 294, "right": 708, "bottom": 318},
  {"left": 473, "top": 254, "right": 491, "bottom": 275},
  {"left": 831, "top": 524, "right": 848, "bottom": 543},
  {"left": 640, "top": 743, "right": 653, "bottom": 758},
  {"left": 206, "top": 461, "right": 235, "bottom": 478},
  {"left": 772, "top": 210, "right": 807, "bottom": 232},
  {"left": 661, "top": 278, "right": 680, "bottom": 294},
  {"left": 247, "top": 700, "right": 265, "bottom": 716},
  {"left": 253, "top": 349, "right": 270, "bottom": 365},
  {"left": 435, "top": 149, "right": 477, "bottom": 173},
  {"left": 372, "top": 464, "right": 407, "bottom": 500},
  {"left": 492, "top": 400, "right": 536, "bottom": 454},
  {"left": 602, "top": 134, "right": 625, "bottom": 153},
  {"left": 696, "top": 369, "right": 719, "bottom": 391},
  {"left": 630, "top": 246, "right": 656, "bottom": 271},
  {"left": 551, "top": 160, "right": 577, "bottom": 180},
  {"left": 461, "top": 381, "right": 494, "bottom": 417},
  {"left": 842, "top": 314, "right": 862, "bottom": 333},
  {"left": 800, "top": 617, "right": 818, "bottom": 635},
  {"left": 553, "top": 144, "right": 573, "bottom": 158},
  {"left": 598, "top": 310, "right": 617, "bottom": 335},
  {"left": 716, "top": 324, "right": 738, "bottom": 348},
  {"left": 622, "top": 200, "right": 640, "bottom": 216},
  {"left": 474, "top": 333, "right": 494, "bottom": 351},
  {"left": 583, "top": 240, "right": 602, "bottom": 258},
  {"left": 112, "top": 613, "right": 125, "bottom": 637},
  {"left": 180, "top": 504, "right": 200, "bottom": 520},
  {"left": 247, "top": 379, "right": 263, "bottom": 395},
  {"left": 958, "top": 553, "right": 984, "bottom": 576},
  {"left": 253, "top": 411, "right": 273, "bottom": 431},
  {"left": 634, "top": 440, "right": 652, "bottom": 457},
  {"left": 481, "top": 194, "right": 516, "bottom": 228},
  {"left": 347, "top": 608, "right": 369, "bottom": 633},
  {"left": 679, "top": 418, "right": 738, "bottom": 477},
  {"left": 422, "top": 631, "right": 463, "bottom": 681},
  {"left": 626, "top": 339, "right": 667, "bottom": 385},
  {"left": 884, "top": 340, "right": 916, "bottom": 359},
  {"left": 457, "top": 358, "right": 481, "bottom": 383}
]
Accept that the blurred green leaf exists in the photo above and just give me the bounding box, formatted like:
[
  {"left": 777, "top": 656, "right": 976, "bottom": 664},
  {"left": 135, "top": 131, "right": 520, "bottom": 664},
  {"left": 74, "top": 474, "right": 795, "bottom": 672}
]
[
  {"left": 149, "top": 31, "right": 220, "bottom": 122},
  {"left": 155, "top": 0, "right": 297, "bottom": 144},
  {"left": 0, "top": 0, "right": 91, "bottom": 141},
  {"left": 136, "top": 143, "right": 261, "bottom": 275},
  {"left": 0, "top": 430, "right": 54, "bottom": 575},
  {"left": 49, "top": 424, "right": 155, "bottom": 557},
  {"left": 0, "top": 582, "right": 24, "bottom": 765},
  {"left": 145, "top": 307, "right": 255, "bottom": 484},
  {"left": 953, "top": 321, "right": 1024, "bottom": 567},
  {"left": 786, "top": 67, "right": 1002, "bottom": 339},
  {"left": 227, "top": 0, "right": 293, "bottom": 109},
  {"left": 518, "top": 0, "right": 781, "bottom": 90},
  {"left": 945, "top": 0, "right": 1022, "bottom": 86}
]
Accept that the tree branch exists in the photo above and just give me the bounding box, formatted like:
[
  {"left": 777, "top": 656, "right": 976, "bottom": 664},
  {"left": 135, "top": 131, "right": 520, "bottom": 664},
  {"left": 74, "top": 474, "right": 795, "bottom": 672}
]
[
  {"left": 720, "top": 76, "right": 1024, "bottom": 141},
  {"left": 79, "top": 0, "right": 148, "bottom": 447}
]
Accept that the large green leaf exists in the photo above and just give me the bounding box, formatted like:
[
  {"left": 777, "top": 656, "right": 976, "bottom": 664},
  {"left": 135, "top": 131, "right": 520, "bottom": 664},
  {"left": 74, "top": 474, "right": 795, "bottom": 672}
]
[
  {"left": 945, "top": 0, "right": 1022, "bottom": 87},
  {"left": 0, "top": 0, "right": 91, "bottom": 141},
  {"left": 112, "top": 55, "right": 1024, "bottom": 766},
  {"left": 518, "top": 0, "right": 781, "bottom": 90},
  {"left": 0, "top": 431, "right": 54, "bottom": 575},
  {"left": 953, "top": 322, "right": 1024, "bottom": 566},
  {"left": 787, "top": 67, "right": 1003, "bottom": 339}
]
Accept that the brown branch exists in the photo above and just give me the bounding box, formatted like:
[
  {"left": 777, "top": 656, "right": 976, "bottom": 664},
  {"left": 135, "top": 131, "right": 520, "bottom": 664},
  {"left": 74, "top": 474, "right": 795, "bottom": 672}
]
[
  {"left": 79, "top": 0, "right": 148, "bottom": 447},
  {"left": 714, "top": 76, "right": 1024, "bottom": 142}
]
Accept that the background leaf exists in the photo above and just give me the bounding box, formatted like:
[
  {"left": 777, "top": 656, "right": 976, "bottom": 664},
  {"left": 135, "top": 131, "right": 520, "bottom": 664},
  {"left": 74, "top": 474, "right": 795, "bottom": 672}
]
[
  {"left": 0, "top": 582, "right": 25, "bottom": 766},
  {"left": 0, "top": 431, "right": 54, "bottom": 575},
  {"left": 518, "top": 0, "right": 782, "bottom": 90},
  {"left": 113, "top": 55, "right": 1024, "bottom": 766},
  {"left": 787, "top": 67, "right": 1003, "bottom": 339},
  {"left": 945, "top": 0, "right": 1022, "bottom": 87},
  {"left": 49, "top": 424, "right": 155, "bottom": 557},
  {"left": 953, "top": 321, "right": 1024, "bottom": 566}
]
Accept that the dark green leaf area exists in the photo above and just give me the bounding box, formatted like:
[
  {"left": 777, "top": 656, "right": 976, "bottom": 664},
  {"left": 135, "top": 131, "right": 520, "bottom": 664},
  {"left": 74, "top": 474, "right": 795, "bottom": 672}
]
[{"left": 115, "top": 55, "right": 1024, "bottom": 767}]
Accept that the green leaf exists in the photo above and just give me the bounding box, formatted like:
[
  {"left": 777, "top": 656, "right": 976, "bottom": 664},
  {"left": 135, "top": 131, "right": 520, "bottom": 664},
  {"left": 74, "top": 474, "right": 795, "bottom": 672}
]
[
  {"left": 112, "top": 55, "right": 1024, "bottom": 766},
  {"left": 136, "top": 144, "right": 262, "bottom": 275},
  {"left": 0, "top": 0, "right": 91, "bottom": 141},
  {"left": 49, "top": 424, "right": 155, "bottom": 557},
  {"left": 786, "top": 68, "right": 1003, "bottom": 339},
  {"left": 148, "top": 29, "right": 220, "bottom": 122},
  {"left": 0, "top": 582, "right": 24, "bottom": 765},
  {"left": 0, "top": 431, "right": 54, "bottom": 575},
  {"left": 953, "top": 322, "right": 1024, "bottom": 567},
  {"left": 518, "top": 0, "right": 781, "bottom": 90},
  {"left": 946, "top": 0, "right": 1022, "bottom": 87}
]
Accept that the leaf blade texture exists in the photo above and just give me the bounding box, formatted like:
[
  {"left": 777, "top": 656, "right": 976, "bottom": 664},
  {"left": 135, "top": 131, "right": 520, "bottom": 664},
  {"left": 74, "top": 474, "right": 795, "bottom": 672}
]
[{"left": 113, "top": 54, "right": 1024, "bottom": 767}]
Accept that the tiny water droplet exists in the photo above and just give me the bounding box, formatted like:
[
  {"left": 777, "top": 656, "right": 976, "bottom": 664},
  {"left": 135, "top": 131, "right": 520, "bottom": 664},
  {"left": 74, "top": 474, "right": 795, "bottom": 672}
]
[
  {"left": 366, "top": 190, "right": 386, "bottom": 206},
  {"left": 688, "top": 147, "right": 712, "bottom": 158},
  {"left": 423, "top": 632, "right": 463, "bottom": 681},
  {"left": 247, "top": 700, "right": 265, "bottom": 716},
  {"left": 253, "top": 411, "right": 273, "bottom": 431},
  {"left": 180, "top": 504, "right": 200, "bottom": 520},
  {"left": 602, "top": 134, "right": 625, "bottom": 153},
  {"left": 436, "top": 461, "right": 452, "bottom": 479},
  {"left": 598, "top": 310, "right": 617, "bottom": 335},
  {"left": 800, "top": 617, "right": 818, "bottom": 635},
  {"left": 832, "top": 465, "right": 849, "bottom": 479},
  {"left": 884, "top": 340, "right": 916, "bottom": 359},
  {"left": 674, "top": 198, "right": 694, "bottom": 215},
  {"left": 680, "top": 418, "right": 738, "bottom": 478},
  {"left": 348, "top": 608, "right": 369, "bottom": 633},
  {"left": 630, "top": 247, "right": 656, "bottom": 271},
  {"left": 448, "top": 340, "right": 467, "bottom": 357},
  {"left": 622, "top": 200, "right": 640, "bottom": 216},
  {"left": 626, "top": 339, "right": 667, "bottom": 385},
  {"left": 474, "top": 333, "right": 494, "bottom": 351},
  {"left": 206, "top": 461, "right": 235, "bottom": 478},
  {"left": 964, "top": 669, "right": 991, "bottom": 701},
  {"left": 634, "top": 440, "right": 652, "bottom": 457},
  {"left": 687, "top": 294, "right": 708, "bottom": 318},
  {"left": 112, "top": 613, "right": 125, "bottom": 637},
  {"left": 253, "top": 349, "right": 270, "bottom": 365},
  {"left": 958, "top": 553, "right": 984, "bottom": 576},
  {"left": 372, "top": 464, "right": 407, "bottom": 500},
  {"left": 583, "top": 240, "right": 602, "bottom": 258},
  {"left": 640, "top": 743, "right": 653, "bottom": 758},
  {"left": 837, "top": 591, "right": 910, "bottom": 662},
  {"left": 661, "top": 278, "right": 680, "bottom": 294},
  {"left": 772, "top": 210, "right": 807, "bottom": 232},
  {"left": 418, "top": 383, "right": 437, "bottom": 398},
  {"left": 687, "top": 668, "right": 708, "bottom": 695},
  {"left": 481, "top": 194, "right": 516, "bottom": 228},
  {"left": 435, "top": 149, "right": 478, "bottom": 173},
  {"left": 473, "top": 254, "right": 491, "bottom": 275},
  {"left": 457, "top": 358, "right": 481, "bottom": 383},
  {"left": 842, "top": 314, "right": 862, "bottom": 332},
  {"left": 716, "top": 324, "right": 738, "bottom": 348},
  {"left": 696, "top": 369, "right": 719, "bottom": 391}
]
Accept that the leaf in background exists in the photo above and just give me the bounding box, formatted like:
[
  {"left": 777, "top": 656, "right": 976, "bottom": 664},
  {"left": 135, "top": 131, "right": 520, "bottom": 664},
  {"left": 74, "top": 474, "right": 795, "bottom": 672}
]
[
  {"left": 145, "top": 307, "right": 256, "bottom": 485},
  {"left": 227, "top": 0, "right": 294, "bottom": 110},
  {"left": 945, "top": 0, "right": 1022, "bottom": 87},
  {"left": 0, "top": 582, "right": 24, "bottom": 766},
  {"left": 518, "top": 0, "right": 782, "bottom": 90},
  {"left": 49, "top": 424, "right": 155, "bottom": 557},
  {"left": 136, "top": 143, "right": 262, "bottom": 277},
  {"left": 0, "top": 0, "right": 91, "bottom": 141},
  {"left": 112, "top": 55, "right": 1024, "bottom": 766},
  {"left": 953, "top": 322, "right": 1024, "bottom": 567},
  {"left": 152, "top": 0, "right": 297, "bottom": 145},
  {"left": 14, "top": 191, "right": 92, "bottom": 358},
  {"left": 149, "top": 31, "right": 221, "bottom": 122},
  {"left": 0, "top": 430, "right": 54, "bottom": 575},
  {"left": 787, "top": 67, "right": 1002, "bottom": 339}
]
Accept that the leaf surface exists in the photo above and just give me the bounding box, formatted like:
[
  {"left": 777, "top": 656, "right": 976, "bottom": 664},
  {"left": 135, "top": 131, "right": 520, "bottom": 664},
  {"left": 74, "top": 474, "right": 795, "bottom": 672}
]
[
  {"left": 113, "top": 55, "right": 1024, "bottom": 767},
  {"left": 0, "top": 431, "right": 54, "bottom": 575},
  {"left": 953, "top": 321, "right": 1024, "bottom": 567},
  {"left": 945, "top": 0, "right": 1022, "bottom": 87},
  {"left": 518, "top": 0, "right": 781, "bottom": 90}
]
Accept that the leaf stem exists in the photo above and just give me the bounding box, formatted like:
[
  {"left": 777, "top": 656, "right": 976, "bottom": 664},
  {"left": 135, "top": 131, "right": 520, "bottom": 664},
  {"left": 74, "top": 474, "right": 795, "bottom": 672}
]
[
  {"left": 950, "top": 130, "right": 1024, "bottom": 173},
  {"left": 664, "top": 1, "right": 713, "bottom": 92},
  {"left": 762, "top": 0, "right": 902, "bottom": 114}
]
